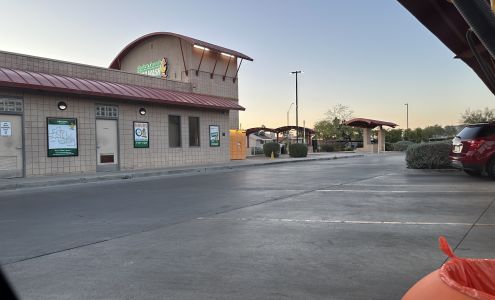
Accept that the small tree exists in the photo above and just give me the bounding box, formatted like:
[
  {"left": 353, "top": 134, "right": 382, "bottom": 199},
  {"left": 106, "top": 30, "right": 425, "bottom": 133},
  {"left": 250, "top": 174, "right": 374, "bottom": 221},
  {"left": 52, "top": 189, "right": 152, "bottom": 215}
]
[
  {"left": 385, "top": 129, "right": 403, "bottom": 143},
  {"left": 461, "top": 107, "right": 495, "bottom": 124}
]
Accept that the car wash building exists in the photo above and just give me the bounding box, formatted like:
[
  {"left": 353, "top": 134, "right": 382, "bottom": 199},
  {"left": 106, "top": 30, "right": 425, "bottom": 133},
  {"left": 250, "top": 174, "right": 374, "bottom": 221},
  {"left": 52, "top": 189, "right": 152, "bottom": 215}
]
[{"left": 0, "top": 32, "right": 252, "bottom": 178}]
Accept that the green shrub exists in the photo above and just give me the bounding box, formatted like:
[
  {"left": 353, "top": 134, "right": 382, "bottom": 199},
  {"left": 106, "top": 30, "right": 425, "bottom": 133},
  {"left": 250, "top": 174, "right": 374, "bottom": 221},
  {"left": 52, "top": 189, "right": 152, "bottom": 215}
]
[
  {"left": 344, "top": 146, "right": 354, "bottom": 151},
  {"left": 405, "top": 142, "right": 452, "bottom": 169},
  {"left": 263, "top": 142, "right": 280, "bottom": 158},
  {"left": 393, "top": 141, "right": 415, "bottom": 152},
  {"left": 289, "top": 143, "right": 308, "bottom": 157},
  {"left": 385, "top": 142, "right": 393, "bottom": 151},
  {"left": 320, "top": 144, "right": 334, "bottom": 152}
]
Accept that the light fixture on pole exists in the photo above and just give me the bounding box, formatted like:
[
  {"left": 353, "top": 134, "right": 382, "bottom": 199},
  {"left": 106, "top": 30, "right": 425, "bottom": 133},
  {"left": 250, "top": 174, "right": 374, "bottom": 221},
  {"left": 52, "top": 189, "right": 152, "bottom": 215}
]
[
  {"left": 404, "top": 103, "right": 409, "bottom": 130},
  {"left": 291, "top": 71, "right": 302, "bottom": 143}
]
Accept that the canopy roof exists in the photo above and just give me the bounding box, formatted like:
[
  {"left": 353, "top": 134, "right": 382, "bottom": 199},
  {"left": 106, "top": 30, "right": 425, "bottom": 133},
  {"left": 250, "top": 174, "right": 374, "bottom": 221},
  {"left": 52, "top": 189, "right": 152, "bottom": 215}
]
[
  {"left": 345, "top": 118, "right": 398, "bottom": 129},
  {"left": 245, "top": 126, "right": 315, "bottom": 135},
  {"left": 0, "top": 67, "right": 245, "bottom": 111},
  {"left": 397, "top": 0, "right": 495, "bottom": 94},
  {"left": 110, "top": 32, "right": 253, "bottom": 70}
]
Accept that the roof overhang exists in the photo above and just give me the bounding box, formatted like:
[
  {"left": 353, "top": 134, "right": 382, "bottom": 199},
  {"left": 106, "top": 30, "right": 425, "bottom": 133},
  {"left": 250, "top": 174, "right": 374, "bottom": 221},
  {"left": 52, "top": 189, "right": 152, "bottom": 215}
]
[
  {"left": 109, "top": 32, "right": 253, "bottom": 70},
  {"left": 0, "top": 67, "right": 245, "bottom": 111},
  {"left": 397, "top": 0, "right": 495, "bottom": 94},
  {"left": 345, "top": 118, "right": 398, "bottom": 129}
]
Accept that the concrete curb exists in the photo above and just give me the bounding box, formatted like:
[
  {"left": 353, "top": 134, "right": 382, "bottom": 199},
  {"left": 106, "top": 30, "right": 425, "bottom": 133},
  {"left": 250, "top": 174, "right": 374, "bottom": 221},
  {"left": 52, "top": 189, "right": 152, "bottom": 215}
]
[{"left": 0, "top": 154, "right": 364, "bottom": 192}]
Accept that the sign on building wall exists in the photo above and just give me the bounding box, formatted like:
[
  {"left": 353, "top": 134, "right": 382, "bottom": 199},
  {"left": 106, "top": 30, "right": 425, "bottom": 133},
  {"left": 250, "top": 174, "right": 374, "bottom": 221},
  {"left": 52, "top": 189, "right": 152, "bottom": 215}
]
[
  {"left": 47, "top": 118, "right": 78, "bottom": 157},
  {"left": 0, "top": 121, "right": 11, "bottom": 136},
  {"left": 136, "top": 58, "right": 168, "bottom": 78},
  {"left": 209, "top": 125, "right": 220, "bottom": 147},
  {"left": 134, "top": 121, "right": 149, "bottom": 148}
]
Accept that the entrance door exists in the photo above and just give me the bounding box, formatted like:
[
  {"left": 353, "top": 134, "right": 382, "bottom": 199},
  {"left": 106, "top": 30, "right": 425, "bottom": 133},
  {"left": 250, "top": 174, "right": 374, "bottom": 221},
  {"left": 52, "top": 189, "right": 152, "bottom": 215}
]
[
  {"left": 96, "top": 119, "right": 119, "bottom": 172},
  {"left": 0, "top": 115, "right": 23, "bottom": 178}
]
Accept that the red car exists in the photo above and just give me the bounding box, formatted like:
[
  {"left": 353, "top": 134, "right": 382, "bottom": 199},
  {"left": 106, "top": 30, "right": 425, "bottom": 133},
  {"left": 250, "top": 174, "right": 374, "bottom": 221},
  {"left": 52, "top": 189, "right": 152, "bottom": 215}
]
[{"left": 450, "top": 123, "right": 495, "bottom": 177}]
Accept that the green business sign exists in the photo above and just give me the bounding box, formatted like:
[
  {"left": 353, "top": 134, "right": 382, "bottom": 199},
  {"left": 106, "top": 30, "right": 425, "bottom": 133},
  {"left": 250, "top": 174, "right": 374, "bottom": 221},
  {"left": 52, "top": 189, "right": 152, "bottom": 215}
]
[
  {"left": 137, "top": 58, "right": 168, "bottom": 78},
  {"left": 209, "top": 125, "right": 220, "bottom": 147},
  {"left": 134, "top": 121, "right": 149, "bottom": 148},
  {"left": 47, "top": 118, "right": 78, "bottom": 157}
]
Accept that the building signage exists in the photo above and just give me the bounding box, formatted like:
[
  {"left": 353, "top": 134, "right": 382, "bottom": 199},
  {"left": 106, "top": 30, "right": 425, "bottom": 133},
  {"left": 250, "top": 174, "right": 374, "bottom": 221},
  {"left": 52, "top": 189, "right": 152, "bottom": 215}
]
[
  {"left": 209, "top": 125, "right": 220, "bottom": 147},
  {"left": 47, "top": 118, "right": 78, "bottom": 157},
  {"left": 134, "top": 121, "right": 149, "bottom": 148},
  {"left": 136, "top": 58, "right": 168, "bottom": 78},
  {"left": 0, "top": 121, "right": 11, "bottom": 136}
]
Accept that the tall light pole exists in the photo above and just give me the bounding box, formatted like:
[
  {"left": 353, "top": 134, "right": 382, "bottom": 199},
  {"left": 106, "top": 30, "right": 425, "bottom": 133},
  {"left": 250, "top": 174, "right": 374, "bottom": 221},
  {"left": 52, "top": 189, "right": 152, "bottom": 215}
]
[
  {"left": 291, "top": 71, "right": 302, "bottom": 143},
  {"left": 404, "top": 103, "right": 409, "bottom": 130},
  {"left": 287, "top": 102, "right": 294, "bottom": 127}
]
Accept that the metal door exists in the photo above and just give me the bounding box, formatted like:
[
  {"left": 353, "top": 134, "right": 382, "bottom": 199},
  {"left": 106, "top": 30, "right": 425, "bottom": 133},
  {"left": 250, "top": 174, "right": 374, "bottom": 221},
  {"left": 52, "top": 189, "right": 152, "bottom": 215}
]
[
  {"left": 0, "top": 115, "right": 23, "bottom": 178},
  {"left": 96, "top": 119, "right": 119, "bottom": 171}
]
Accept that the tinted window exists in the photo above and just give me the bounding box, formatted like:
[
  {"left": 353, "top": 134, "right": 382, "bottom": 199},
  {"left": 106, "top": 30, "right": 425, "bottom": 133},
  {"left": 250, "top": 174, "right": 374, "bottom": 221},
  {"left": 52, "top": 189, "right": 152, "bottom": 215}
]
[
  {"left": 457, "top": 126, "right": 482, "bottom": 140},
  {"left": 478, "top": 126, "right": 495, "bottom": 138},
  {"left": 189, "top": 117, "right": 200, "bottom": 147},
  {"left": 169, "top": 115, "right": 181, "bottom": 147}
]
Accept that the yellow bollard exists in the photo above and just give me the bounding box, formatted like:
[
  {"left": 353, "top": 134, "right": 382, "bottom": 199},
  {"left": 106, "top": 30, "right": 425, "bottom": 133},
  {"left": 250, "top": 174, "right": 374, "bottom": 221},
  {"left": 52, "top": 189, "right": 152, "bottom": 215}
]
[{"left": 271, "top": 151, "right": 275, "bottom": 160}]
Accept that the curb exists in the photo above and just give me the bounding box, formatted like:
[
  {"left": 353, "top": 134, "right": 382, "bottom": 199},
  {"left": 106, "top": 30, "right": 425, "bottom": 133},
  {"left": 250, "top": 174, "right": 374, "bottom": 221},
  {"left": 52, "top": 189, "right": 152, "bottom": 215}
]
[{"left": 0, "top": 154, "right": 364, "bottom": 192}]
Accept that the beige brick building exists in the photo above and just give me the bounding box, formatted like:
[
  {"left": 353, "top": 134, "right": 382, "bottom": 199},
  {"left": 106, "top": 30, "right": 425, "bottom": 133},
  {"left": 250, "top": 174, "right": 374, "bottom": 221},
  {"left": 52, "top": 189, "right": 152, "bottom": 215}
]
[{"left": 0, "top": 32, "right": 252, "bottom": 178}]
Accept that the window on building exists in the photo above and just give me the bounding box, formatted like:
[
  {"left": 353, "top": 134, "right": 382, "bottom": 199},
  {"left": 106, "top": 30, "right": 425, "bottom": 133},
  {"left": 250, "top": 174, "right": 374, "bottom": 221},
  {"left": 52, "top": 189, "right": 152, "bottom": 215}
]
[
  {"left": 96, "top": 105, "right": 118, "bottom": 118},
  {"left": 169, "top": 115, "right": 181, "bottom": 147},
  {"left": 189, "top": 117, "right": 200, "bottom": 147}
]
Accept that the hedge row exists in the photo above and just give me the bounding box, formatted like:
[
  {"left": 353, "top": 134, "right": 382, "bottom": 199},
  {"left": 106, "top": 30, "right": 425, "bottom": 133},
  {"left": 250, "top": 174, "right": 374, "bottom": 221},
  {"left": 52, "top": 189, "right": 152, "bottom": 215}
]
[{"left": 405, "top": 141, "right": 451, "bottom": 169}]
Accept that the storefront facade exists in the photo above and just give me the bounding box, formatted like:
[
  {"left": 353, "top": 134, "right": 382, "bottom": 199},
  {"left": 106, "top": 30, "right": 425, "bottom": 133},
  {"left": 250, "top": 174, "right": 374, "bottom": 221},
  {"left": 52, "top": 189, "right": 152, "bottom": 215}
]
[{"left": 0, "top": 32, "right": 252, "bottom": 178}]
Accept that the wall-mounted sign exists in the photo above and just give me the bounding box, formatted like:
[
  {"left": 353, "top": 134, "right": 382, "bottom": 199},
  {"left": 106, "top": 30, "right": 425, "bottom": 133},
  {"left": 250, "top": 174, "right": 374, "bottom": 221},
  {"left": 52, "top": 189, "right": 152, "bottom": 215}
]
[
  {"left": 47, "top": 118, "right": 78, "bottom": 157},
  {"left": 209, "top": 125, "right": 220, "bottom": 147},
  {"left": 136, "top": 58, "right": 168, "bottom": 79},
  {"left": 134, "top": 121, "right": 149, "bottom": 148},
  {"left": 0, "top": 121, "right": 11, "bottom": 136}
]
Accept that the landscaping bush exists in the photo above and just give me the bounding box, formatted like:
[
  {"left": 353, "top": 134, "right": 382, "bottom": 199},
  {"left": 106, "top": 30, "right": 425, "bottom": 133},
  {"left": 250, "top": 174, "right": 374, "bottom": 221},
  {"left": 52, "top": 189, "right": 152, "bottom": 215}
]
[
  {"left": 393, "top": 141, "right": 415, "bottom": 152},
  {"left": 385, "top": 142, "right": 393, "bottom": 151},
  {"left": 263, "top": 142, "right": 280, "bottom": 158},
  {"left": 405, "top": 141, "right": 452, "bottom": 169},
  {"left": 289, "top": 143, "right": 308, "bottom": 157},
  {"left": 320, "top": 144, "right": 334, "bottom": 152}
]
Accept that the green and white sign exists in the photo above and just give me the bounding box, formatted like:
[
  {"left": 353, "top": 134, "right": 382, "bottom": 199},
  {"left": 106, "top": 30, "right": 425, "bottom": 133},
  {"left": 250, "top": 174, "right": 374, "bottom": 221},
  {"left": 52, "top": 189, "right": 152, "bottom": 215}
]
[
  {"left": 134, "top": 122, "right": 149, "bottom": 148},
  {"left": 209, "top": 125, "right": 220, "bottom": 147},
  {"left": 47, "top": 118, "right": 78, "bottom": 157},
  {"left": 136, "top": 58, "right": 168, "bottom": 78}
]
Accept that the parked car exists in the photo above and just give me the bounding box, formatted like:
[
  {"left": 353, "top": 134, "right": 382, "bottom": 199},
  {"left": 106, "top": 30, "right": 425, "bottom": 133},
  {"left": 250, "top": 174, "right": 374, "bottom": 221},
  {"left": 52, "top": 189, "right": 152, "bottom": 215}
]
[{"left": 450, "top": 122, "right": 495, "bottom": 177}]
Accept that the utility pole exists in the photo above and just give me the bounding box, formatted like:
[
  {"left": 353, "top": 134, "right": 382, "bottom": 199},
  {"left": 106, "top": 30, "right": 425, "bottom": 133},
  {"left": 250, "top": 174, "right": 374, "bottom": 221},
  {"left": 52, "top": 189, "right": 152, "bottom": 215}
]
[{"left": 291, "top": 71, "right": 302, "bottom": 143}]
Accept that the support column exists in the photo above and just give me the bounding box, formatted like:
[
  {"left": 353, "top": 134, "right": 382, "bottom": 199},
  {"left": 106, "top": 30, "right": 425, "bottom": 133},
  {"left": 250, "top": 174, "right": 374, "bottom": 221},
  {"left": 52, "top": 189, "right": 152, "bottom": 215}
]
[
  {"left": 362, "top": 128, "right": 373, "bottom": 152},
  {"left": 377, "top": 126, "right": 385, "bottom": 152}
]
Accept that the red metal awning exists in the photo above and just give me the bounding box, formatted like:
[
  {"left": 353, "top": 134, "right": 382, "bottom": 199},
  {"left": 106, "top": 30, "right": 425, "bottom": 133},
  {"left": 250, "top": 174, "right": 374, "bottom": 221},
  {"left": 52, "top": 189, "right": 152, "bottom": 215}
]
[
  {"left": 345, "top": 118, "right": 398, "bottom": 128},
  {"left": 0, "top": 67, "right": 245, "bottom": 111}
]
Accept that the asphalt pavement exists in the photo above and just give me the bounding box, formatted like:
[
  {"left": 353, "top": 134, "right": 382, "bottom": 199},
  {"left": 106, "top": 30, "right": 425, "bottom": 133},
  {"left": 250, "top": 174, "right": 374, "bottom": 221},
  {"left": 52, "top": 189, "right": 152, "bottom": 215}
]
[{"left": 1, "top": 153, "right": 495, "bottom": 299}]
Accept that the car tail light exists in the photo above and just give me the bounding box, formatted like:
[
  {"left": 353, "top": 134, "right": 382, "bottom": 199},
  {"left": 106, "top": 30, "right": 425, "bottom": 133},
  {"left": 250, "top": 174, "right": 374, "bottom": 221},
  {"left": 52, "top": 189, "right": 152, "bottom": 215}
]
[{"left": 465, "top": 139, "right": 485, "bottom": 150}]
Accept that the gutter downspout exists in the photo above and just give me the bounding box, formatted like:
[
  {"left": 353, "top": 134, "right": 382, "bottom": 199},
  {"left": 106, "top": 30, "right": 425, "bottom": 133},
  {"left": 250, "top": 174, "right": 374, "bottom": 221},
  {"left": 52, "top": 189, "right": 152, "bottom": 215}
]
[{"left": 451, "top": 0, "right": 495, "bottom": 59}]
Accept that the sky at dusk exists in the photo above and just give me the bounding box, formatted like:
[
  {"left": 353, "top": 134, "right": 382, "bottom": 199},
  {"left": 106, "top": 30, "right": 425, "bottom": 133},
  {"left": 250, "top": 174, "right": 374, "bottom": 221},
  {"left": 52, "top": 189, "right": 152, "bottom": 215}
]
[{"left": 1, "top": 1, "right": 493, "bottom": 129}]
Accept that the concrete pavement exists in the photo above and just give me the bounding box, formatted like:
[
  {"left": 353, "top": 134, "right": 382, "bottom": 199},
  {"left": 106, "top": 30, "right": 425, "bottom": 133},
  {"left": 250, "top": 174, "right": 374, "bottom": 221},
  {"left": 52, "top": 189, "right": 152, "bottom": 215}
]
[
  {"left": 2, "top": 153, "right": 495, "bottom": 299},
  {"left": 0, "top": 152, "right": 362, "bottom": 192}
]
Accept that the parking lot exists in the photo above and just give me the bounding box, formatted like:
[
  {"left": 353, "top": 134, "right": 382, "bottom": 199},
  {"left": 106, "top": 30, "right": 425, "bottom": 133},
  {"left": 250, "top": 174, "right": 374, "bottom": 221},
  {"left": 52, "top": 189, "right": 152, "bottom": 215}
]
[{"left": 2, "top": 153, "right": 495, "bottom": 299}]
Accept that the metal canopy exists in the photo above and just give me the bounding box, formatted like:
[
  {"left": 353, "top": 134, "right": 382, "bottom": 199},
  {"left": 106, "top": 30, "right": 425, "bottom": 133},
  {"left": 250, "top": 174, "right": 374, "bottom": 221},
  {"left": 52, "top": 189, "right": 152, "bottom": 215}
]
[{"left": 345, "top": 118, "right": 398, "bottom": 129}]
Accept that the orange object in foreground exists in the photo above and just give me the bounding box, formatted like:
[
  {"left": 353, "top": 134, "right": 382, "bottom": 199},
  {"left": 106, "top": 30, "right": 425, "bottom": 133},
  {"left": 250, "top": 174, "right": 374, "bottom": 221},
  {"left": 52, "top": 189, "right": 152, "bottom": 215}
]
[{"left": 402, "top": 236, "right": 495, "bottom": 300}]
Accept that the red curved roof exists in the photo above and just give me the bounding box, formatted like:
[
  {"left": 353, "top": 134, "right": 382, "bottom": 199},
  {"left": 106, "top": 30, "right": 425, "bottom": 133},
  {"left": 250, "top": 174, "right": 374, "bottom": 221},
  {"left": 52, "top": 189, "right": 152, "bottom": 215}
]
[
  {"left": 344, "top": 118, "right": 398, "bottom": 128},
  {"left": 0, "top": 67, "right": 244, "bottom": 111},
  {"left": 109, "top": 32, "right": 253, "bottom": 69}
]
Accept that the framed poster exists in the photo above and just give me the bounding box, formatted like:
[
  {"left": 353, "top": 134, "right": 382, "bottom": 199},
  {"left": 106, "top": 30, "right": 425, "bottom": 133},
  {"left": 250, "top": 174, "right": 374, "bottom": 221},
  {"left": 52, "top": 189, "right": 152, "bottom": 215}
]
[
  {"left": 134, "top": 121, "right": 149, "bottom": 148},
  {"left": 209, "top": 125, "right": 220, "bottom": 147},
  {"left": 47, "top": 118, "right": 78, "bottom": 157}
]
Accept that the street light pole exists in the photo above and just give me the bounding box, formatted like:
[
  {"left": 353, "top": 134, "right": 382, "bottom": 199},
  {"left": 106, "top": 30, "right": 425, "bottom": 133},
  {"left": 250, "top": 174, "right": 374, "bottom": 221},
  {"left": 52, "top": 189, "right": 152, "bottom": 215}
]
[
  {"left": 291, "top": 71, "right": 302, "bottom": 143},
  {"left": 404, "top": 103, "right": 409, "bottom": 130}
]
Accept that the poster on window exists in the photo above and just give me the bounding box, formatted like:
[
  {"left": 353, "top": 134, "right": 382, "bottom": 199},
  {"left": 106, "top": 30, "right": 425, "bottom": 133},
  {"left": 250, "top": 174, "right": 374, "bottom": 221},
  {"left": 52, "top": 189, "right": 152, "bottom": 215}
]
[
  {"left": 134, "top": 121, "right": 149, "bottom": 148},
  {"left": 47, "top": 118, "right": 78, "bottom": 157},
  {"left": 209, "top": 125, "right": 220, "bottom": 147}
]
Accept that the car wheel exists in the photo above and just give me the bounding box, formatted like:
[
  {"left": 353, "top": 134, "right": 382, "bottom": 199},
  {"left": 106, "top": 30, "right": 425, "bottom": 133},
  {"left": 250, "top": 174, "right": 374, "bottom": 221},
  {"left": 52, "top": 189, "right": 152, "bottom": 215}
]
[
  {"left": 464, "top": 170, "right": 482, "bottom": 177},
  {"left": 487, "top": 159, "right": 495, "bottom": 178}
]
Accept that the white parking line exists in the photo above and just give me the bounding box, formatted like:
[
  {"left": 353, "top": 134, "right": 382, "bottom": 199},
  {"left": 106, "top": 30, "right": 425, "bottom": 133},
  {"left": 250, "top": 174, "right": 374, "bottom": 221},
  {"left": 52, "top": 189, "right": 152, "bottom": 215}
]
[
  {"left": 196, "top": 217, "right": 495, "bottom": 226},
  {"left": 316, "top": 189, "right": 488, "bottom": 193}
]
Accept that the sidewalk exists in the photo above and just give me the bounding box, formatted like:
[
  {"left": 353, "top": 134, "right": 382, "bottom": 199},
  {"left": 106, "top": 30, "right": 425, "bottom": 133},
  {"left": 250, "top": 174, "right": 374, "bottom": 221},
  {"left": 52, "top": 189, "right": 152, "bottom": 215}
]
[{"left": 0, "top": 152, "right": 364, "bottom": 191}]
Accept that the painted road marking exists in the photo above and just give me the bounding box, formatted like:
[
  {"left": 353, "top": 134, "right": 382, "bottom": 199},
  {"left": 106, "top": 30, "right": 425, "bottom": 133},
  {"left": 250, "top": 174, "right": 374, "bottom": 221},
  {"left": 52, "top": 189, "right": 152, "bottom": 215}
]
[
  {"left": 316, "top": 189, "right": 494, "bottom": 193},
  {"left": 196, "top": 217, "right": 495, "bottom": 226}
]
